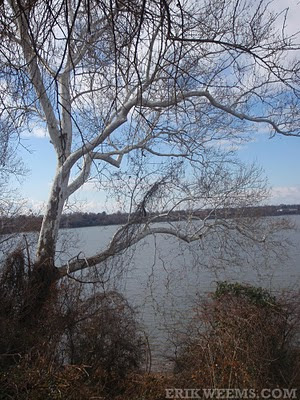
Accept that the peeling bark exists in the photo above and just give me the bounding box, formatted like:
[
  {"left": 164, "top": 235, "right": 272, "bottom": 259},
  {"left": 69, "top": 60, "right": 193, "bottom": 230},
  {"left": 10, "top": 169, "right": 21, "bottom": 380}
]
[{"left": 35, "top": 169, "right": 70, "bottom": 268}]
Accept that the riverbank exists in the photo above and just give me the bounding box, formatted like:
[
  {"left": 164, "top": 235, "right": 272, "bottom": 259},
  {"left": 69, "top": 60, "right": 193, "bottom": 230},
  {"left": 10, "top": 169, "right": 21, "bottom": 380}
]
[
  {"left": 1, "top": 204, "right": 299, "bottom": 235},
  {"left": 0, "top": 281, "right": 299, "bottom": 399}
]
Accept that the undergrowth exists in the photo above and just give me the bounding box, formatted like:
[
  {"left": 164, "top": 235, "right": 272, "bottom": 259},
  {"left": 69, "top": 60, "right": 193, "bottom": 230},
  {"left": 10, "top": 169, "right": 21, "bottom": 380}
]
[{"left": 0, "top": 250, "right": 299, "bottom": 399}]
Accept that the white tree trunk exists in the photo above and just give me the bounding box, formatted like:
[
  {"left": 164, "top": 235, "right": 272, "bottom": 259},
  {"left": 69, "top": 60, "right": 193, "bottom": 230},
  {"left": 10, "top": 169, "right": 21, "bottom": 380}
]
[{"left": 35, "top": 168, "right": 70, "bottom": 267}]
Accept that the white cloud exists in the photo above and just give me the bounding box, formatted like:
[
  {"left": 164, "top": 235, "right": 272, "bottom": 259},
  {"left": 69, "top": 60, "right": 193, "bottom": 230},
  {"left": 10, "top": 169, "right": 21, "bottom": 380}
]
[
  {"left": 75, "top": 199, "right": 107, "bottom": 213},
  {"left": 67, "top": 186, "right": 120, "bottom": 213},
  {"left": 79, "top": 179, "right": 99, "bottom": 193},
  {"left": 269, "top": 185, "right": 300, "bottom": 205},
  {"left": 23, "top": 199, "right": 47, "bottom": 214},
  {"left": 271, "top": 0, "right": 300, "bottom": 36},
  {"left": 22, "top": 124, "right": 49, "bottom": 139}
]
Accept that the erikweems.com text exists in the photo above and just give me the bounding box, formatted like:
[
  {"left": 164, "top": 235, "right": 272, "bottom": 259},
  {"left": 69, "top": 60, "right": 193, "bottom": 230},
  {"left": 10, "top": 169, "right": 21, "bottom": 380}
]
[{"left": 165, "top": 388, "right": 298, "bottom": 399}]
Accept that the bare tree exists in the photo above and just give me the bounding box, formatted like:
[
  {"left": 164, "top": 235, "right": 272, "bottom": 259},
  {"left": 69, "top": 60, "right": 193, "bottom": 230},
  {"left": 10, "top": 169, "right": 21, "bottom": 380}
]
[
  {"left": 0, "top": 0, "right": 299, "bottom": 280},
  {"left": 0, "top": 117, "right": 27, "bottom": 250}
]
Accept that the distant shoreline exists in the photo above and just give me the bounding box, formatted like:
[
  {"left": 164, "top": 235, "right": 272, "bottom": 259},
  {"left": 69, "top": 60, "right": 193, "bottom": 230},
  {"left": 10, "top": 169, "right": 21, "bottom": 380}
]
[{"left": 1, "top": 204, "right": 299, "bottom": 235}]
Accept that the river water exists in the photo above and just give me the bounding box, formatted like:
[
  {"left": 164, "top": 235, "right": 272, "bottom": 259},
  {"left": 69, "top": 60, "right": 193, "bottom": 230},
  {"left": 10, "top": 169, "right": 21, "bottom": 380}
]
[{"left": 55, "top": 215, "right": 300, "bottom": 370}]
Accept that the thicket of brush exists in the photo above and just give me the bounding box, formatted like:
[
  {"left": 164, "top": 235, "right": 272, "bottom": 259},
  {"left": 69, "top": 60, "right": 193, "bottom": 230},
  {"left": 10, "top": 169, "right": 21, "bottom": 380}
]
[
  {"left": 0, "top": 250, "right": 299, "bottom": 399},
  {"left": 0, "top": 249, "right": 145, "bottom": 399},
  {"left": 173, "top": 282, "right": 300, "bottom": 389}
]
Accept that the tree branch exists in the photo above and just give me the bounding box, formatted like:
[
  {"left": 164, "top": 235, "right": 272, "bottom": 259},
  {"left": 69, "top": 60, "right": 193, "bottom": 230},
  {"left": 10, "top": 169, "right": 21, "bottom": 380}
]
[
  {"left": 141, "top": 91, "right": 299, "bottom": 136},
  {"left": 66, "top": 154, "right": 93, "bottom": 198},
  {"left": 13, "top": 1, "right": 61, "bottom": 153},
  {"left": 58, "top": 223, "right": 208, "bottom": 278}
]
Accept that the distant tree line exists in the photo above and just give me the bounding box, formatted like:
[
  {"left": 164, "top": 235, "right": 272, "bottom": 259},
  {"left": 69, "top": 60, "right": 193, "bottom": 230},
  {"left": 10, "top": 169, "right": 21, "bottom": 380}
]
[{"left": 0, "top": 204, "right": 299, "bottom": 235}]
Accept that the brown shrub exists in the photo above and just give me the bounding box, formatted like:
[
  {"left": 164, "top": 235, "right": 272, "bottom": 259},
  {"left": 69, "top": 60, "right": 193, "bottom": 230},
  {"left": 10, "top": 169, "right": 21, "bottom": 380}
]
[
  {"left": 173, "top": 282, "right": 300, "bottom": 389},
  {"left": 0, "top": 250, "right": 146, "bottom": 399},
  {"left": 1, "top": 250, "right": 300, "bottom": 399},
  {"left": 58, "top": 283, "right": 145, "bottom": 394}
]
